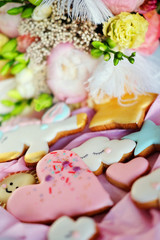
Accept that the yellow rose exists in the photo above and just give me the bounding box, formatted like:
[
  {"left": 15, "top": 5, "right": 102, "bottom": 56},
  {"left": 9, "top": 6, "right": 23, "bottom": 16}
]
[{"left": 103, "top": 12, "right": 148, "bottom": 49}]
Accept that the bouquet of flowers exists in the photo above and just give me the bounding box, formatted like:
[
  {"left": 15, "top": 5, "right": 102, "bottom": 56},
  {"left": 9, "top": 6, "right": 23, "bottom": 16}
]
[{"left": 0, "top": 0, "right": 159, "bottom": 124}]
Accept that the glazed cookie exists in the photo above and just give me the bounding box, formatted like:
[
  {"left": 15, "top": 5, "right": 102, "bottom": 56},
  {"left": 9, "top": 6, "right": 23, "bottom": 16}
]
[
  {"left": 72, "top": 137, "right": 136, "bottom": 175},
  {"left": 131, "top": 168, "right": 160, "bottom": 209},
  {"left": 0, "top": 113, "right": 87, "bottom": 166},
  {"left": 0, "top": 172, "right": 36, "bottom": 207},
  {"left": 106, "top": 157, "right": 150, "bottom": 191},
  {"left": 42, "top": 102, "right": 71, "bottom": 124},
  {"left": 7, "top": 150, "right": 113, "bottom": 223},
  {"left": 123, "top": 120, "right": 160, "bottom": 157},
  {"left": 89, "top": 93, "right": 157, "bottom": 131},
  {"left": 48, "top": 216, "right": 98, "bottom": 240}
]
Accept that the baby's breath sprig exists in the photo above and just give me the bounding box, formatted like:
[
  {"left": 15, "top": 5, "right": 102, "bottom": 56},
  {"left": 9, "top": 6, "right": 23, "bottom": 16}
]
[{"left": 91, "top": 38, "right": 136, "bottom": 66}]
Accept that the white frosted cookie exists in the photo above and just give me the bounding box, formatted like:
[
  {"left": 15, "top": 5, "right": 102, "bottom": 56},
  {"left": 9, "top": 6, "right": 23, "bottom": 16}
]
[
  {"left": 72, "top": 137, "right": 136, "bottom": 175},
  {"left": 0, "top": 113, "right": 87, "bottom": 166},
  {"left": 48, "top": 216, "right": 98, "bottom": 240},
  {"left": 131, "top": 168, "right": 160, "bottom": 209}
]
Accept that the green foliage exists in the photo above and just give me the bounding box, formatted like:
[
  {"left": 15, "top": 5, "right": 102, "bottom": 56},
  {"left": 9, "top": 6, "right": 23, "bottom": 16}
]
[
  {"left": 91, "top": 39, "right": 136, "bottom": 66},
  {"left": 34, "top": 94, "right": 53, "bottom": 112}
]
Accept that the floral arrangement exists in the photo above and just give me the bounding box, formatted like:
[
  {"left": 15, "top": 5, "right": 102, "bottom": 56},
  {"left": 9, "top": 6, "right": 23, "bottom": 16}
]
[{"left": 0, "top": 0, "right": 160, "bottom": 124}]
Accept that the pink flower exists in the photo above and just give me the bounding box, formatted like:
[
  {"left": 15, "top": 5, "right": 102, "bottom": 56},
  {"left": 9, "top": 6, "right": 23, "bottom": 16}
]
[
  {"left": 0, "top": 3, "right": 22, "bottom": 38},
  {"left": 139, "top": 0, "right": 157, "bottom": 14},
  {"left": 102, "top": 0, "right": 145, "bottom": 15},
  {"left": 47, "top": 43, "right": 98, "bottom": 104},
  {"left": 137, "top": 10, "right": 160, "bottom": 55}
]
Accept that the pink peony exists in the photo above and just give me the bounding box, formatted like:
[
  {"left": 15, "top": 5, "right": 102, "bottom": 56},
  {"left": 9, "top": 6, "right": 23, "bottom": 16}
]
[
  {"left": 0, "top": 3, "right": 22, "bottom": 38},
  {"left": 47, "top": 43, "right": 98, "bottom": 104},
  {"left": 137, "top": 10, "right": 160, "bottom": 55},
  {"left": 102, "top": 0, "right": 145, "bottom": 15}
]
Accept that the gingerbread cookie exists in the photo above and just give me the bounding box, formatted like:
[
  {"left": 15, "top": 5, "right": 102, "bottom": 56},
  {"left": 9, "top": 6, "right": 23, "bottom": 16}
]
[
  {"left": 123, "top": 120, "right": 160, "bottom": 157},
  {"left": 72, "top": 137, "right": 136, "bottom": 175},
  {"left": 106, "top": 157, "right": 150, "bottom": 191},
  {"left": 131, "top": 168, "right": 160, "bottom": 209},
  {"left": 89, "top": 94, "right": 157, "bottom": 131},
  {"left": 7, "top": 150, "right": 113, "bottom": 223},
  {"left": 0, "top": 172, "right": 36, "bottom": 207},
  {"left": 48, "top": 216, "right": 98, "bottom": 240},
  {"left": 0, "top": 113, "right": 87, "bottom": 166}
]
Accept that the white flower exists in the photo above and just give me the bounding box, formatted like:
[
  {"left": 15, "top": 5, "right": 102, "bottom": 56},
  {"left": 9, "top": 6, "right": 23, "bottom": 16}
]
[
  {"left": 32, "top": 5, "right": 52, "bottom": 21},
  {"left": 16, "top": 68, "right": 36, "bottom": 99}
]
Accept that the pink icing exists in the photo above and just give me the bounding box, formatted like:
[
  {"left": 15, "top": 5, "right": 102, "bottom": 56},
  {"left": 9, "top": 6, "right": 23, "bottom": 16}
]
[
  {"left": 7, "top": 150, "right": 113, "bottom": 223},
  {"left": 106, "top": 157, "right": 150, "bottom": 189}
]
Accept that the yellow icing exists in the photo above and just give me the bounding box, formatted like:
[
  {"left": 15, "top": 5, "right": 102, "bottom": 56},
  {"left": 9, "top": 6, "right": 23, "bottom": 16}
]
[
  {"left": 0, "top": 152, "right": 21, "bottom": 162},
  {"left": 76, "top": 113, "right": 87, "bottom": 128},
  {"left": 89, "top": 93, "right": 157, "bottom": 129},
  {"left": 25, "top": 151, "right": 47, "bottom": 164},
  {"left": 0, "top": 173, "right": 36, "bottom": 203}
]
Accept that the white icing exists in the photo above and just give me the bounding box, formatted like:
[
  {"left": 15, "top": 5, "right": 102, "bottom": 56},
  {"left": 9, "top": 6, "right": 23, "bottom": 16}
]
[
  {"left": 131, "top": 168, "right": 160, "bottom": 204},
  {"left": 72, "top": 137, "right": 136, "bottom": 172},
  {"left": 0, "top": 115, "right": 79, "bottom": 162},
  {"left": 48, "top": 216, "right": 97, "bottom": 240}
]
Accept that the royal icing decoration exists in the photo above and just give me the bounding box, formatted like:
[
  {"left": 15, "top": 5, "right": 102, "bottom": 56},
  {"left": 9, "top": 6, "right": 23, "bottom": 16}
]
[
  {"left": 7, "top": 150, "right": 113, "bottom": 223},
  {"left": 72, "top": 137, "right": 136, "bottom": 175},
  {"left": 48, "top": 216, "right": 98, "bottom": 240},
  {"left": 0, "top": 172, "right": 36, "bottom": 204},
  {"left": 89, "top": 94, "right": 157, "bottom": 131},
  {"left": 131, "top": 168, "right": 160, "bottom": 208},
  {"left": 123, "top": 120, "right": 160, "bottom": 157},
  {"left": 106, "top": 157, "right": 150, "bottom": 191},
  {"left": 42, "top": 102, "right": 70, "bottom": 124},
  {"left": 0, "top": 113, "right": 87, "bottom": 165}
]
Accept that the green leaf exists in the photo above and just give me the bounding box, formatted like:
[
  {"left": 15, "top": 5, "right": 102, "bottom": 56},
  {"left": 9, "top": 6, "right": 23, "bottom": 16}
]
[
  {"left": 1, "top": 99, "right": 14, "bottom": 107},
  {"left": 2, "top": 51, "right": 19, "bottom": 60},
  {"left": 15, "top": 53, "right": 27, "bottom": 63},
  {"left": 11, "top": 102, "right": 26, "bottom": 116},
  {"left": 34, "top": 93, "right": 53, "bottom": 112},
  {"left": 128, "top": 57, "right": 135, "bottom": 64},
  {"left": 0, "top": 60, "right": 14, "bottom": 76},
  {"left": 91, "top": 49, "right": 103, "bottom": 58},
  {"left": 21, "top": 7, "right": 34, "bottom": 18},
  {"left": 7, "top": 6, "right": 24, "bottom": 15},
  {"left": 0, "top": 39, "right": 17, "bottom": 55},
  {"left": 10, "top": 62, "right": 26, "bottom": 75},
  {"left": 1, "top": 113, "right": 12, "bottom": 122},
  {"left": 8, "top": 89, "right": 22, "bottom": 100},
  {"left": 0, "top": 2, "right": 7, "bottom": 7}
]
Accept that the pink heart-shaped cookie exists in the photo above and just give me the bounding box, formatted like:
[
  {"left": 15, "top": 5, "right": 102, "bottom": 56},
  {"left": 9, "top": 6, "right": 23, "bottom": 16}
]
[
  {"left": 106, "top": 157, "right": 150, "bottom": 191},
  {"left": 7, "top": 150, "right": 113, "bottom": 223}
]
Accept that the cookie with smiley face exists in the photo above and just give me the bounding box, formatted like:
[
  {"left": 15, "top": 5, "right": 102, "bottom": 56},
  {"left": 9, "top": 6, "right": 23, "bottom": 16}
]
[
  {"left": 72, "top": 137, "right": 136, "bottom": 175},
  {"left": 0, "top": 172, "right": 36, "bottom": 207}
]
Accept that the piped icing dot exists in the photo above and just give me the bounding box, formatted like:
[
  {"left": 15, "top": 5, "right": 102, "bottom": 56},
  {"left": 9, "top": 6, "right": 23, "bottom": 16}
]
[{"left": 105, "top": 148, "right": 112, "bottom": 154}]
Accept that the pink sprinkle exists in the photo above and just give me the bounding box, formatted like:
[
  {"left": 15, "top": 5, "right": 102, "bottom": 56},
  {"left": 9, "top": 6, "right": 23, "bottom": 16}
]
[
  {"left": 53, "top": 161, "right": 61, "bottom": 163},
  {"left": 1, "top": 184, "right": 7, "bottom": 188}
]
